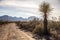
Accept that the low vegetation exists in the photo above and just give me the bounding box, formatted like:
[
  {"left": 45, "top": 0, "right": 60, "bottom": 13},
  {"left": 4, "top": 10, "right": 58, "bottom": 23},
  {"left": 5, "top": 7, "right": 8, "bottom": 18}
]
[
  {"left": 16, "top": 19, "right": 60, "bottom": 40},
  {"left": 0, "top": 21, "right": 8, "bottom": 25}
]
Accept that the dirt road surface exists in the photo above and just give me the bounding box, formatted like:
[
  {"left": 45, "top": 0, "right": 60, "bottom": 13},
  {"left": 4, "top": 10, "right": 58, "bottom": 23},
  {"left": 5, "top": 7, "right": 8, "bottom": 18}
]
[{"left": 0, "top": 23, "right": 35, "bottom": 40}]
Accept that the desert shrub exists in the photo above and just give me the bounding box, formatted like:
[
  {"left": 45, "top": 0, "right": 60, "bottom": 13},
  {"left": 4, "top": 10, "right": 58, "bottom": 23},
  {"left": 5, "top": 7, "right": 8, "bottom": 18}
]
[
  {"left": 48, "top": 21, "right": 60, "bottom": 40},
  {"left": 48, "top": 21, "right": 60, "bottom": 32},
  {"left": 0, "top": 21, "right": 8, "bottom": 25},
  {"left": 16, "top": 19, "right": 60, "bottom": 39},
  {"left": 17, "top": 21, "right": 36, "bottom": 31},
  {"left": 32, "top": 22, "right": 44, "bottom": 36},
  {"left": 16, "top": 19, "right": 40, "bottom": 31}
]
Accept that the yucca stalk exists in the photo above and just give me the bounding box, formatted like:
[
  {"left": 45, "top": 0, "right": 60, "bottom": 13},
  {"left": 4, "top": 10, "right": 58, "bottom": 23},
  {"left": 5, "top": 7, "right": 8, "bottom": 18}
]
[{"left": 39, "top": 2, "right": 52, "bottom": 35}]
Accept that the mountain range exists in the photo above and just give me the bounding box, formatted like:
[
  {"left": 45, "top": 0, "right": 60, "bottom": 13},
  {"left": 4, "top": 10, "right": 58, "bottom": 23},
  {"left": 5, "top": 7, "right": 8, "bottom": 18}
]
[{"left": 0, "top": 15, "right": 38, "bottom": 21}]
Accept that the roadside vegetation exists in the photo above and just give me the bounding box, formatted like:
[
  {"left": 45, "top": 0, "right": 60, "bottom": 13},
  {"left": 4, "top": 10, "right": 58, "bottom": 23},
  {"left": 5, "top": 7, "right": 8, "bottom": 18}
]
[
  {"left": 16, "top": 17, "right": 60, "bottom": 40},
  {"left": 0, "top": 21, "right": 8, "bottom": 25}
]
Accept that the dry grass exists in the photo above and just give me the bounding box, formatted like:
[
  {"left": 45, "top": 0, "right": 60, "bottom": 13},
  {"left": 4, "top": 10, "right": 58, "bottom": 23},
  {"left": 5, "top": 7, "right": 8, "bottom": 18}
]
[
  {"left": 48, "top": 21, "right": 60, "bottom": 40},
  {"left": 16, "top": 20, "right": 60, "bottom": 40}
]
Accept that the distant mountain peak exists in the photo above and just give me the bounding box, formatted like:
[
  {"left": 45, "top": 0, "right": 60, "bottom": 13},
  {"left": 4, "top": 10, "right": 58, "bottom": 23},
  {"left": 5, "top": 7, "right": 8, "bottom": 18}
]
[{"left": 0, "top": 15, "right": 38, "bottom": 21}]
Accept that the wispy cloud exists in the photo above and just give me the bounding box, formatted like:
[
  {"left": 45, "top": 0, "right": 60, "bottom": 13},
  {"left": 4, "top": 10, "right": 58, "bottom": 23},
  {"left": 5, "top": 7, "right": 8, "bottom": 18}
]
[
  {"left": 0, "top": 5, "right": 40, "bottom": 18},
  {"left": 0, "top": 0, "right": 60, "bottom": 18}
]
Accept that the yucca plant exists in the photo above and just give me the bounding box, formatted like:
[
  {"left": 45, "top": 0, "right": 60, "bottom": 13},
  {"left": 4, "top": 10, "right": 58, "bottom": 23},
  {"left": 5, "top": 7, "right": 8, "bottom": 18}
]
[{"left": 39, "top": 2, "right": 52, "bottom": 35}]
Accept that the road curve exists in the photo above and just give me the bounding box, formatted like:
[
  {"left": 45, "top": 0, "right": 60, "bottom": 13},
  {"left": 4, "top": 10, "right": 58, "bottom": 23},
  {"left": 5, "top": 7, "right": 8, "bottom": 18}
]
[{"left": 0, "top": 23, "right": 35, "bottom": 40}]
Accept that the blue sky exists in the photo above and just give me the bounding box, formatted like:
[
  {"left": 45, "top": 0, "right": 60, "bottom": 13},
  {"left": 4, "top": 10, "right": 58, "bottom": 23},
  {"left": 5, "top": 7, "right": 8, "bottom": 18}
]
[{"left": 0, "top": 0, "right": 60, "bottom": 19}]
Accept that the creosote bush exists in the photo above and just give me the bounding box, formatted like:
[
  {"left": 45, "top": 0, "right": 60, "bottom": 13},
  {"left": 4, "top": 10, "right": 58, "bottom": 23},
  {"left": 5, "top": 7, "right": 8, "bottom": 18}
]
[
  {"left": 16, "top": 19, "right": 60, "bottom": 40},
  {"left": 32, "top": 23, "right": 44, "bottom": 36}
]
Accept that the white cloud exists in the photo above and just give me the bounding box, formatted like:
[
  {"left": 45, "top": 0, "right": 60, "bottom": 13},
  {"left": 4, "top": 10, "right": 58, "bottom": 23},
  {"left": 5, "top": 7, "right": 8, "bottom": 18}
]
[
  {"left": 0, "top": 0, "right": 39, "bottom": 8},
  {"left": 0, "top": 0, "right": 60, "bottom": 18}
]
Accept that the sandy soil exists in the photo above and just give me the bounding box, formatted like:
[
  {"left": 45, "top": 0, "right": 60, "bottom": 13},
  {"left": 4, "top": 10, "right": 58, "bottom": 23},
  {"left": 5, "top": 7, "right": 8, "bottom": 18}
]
[{"left": 0, "top": 23, "right": 35, "bottom": 40}]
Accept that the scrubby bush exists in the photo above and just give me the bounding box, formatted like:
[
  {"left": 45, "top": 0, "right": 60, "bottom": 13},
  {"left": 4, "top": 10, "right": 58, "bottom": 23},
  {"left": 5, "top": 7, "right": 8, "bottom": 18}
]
[
  {"left": 32, "top": 23, "right": 44, "bottom": 36},
  {"left": 0, "top": 21, "right": 8, "bottom": 25},
  {"left": 48, "top": 21, "right": 60, "bottom": 40},
  {"left": 16, "top": 18, "right": 40, "bottom": 31},
  {"left": 16, "top": 19, "right": 60, "bottom": 40}
]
